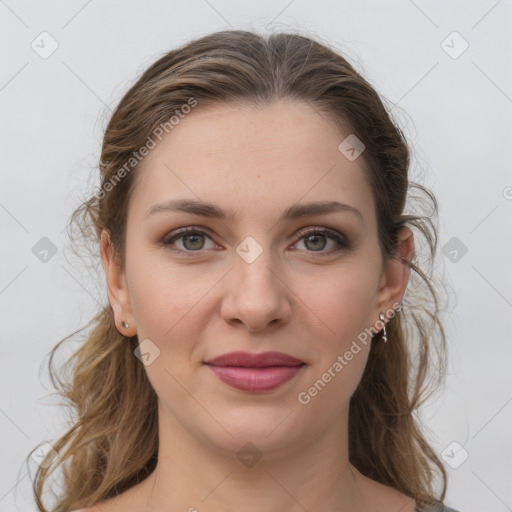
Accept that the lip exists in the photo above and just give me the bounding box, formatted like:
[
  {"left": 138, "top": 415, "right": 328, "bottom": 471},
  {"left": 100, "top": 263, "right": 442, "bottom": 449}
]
[
  {"left": 204, "top": 351, "right": 304, "bottom": 367},
  {"left": 204, "top": 351, "right": 305, "bottom": 392}
]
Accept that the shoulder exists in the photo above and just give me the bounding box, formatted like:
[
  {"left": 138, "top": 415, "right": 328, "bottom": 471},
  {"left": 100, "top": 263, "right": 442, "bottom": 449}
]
[
  {"left": 70, "top": 508, "right": 103, "bottom": 512},
  {"left": 69, "top": 492, "right": 135, "bottom": 512},
  {"left": 70, "top": 505, "right": 112, "bottom": 512},
  {"left": 349, "top": 468, "right": 415, "bottom": 511}
]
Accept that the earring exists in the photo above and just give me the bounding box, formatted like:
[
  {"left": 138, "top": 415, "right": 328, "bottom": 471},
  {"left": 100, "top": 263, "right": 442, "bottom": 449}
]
[
  {"left": 379, "top": 313, "right": 388, "bottom": 343},
  {"left": 121, "top": 321, "right": 129, "bottom": 329}
]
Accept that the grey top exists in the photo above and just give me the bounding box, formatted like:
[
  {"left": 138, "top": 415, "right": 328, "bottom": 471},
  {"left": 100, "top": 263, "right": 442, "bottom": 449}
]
[{"left": 417, "top": 504, "right": 461, "bottom": 512}]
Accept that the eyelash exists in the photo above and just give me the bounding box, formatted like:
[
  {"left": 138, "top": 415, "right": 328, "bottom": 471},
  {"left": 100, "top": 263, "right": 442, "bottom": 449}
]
[{"left": 161, "top": 226, "right": 350, "bottom": 257}]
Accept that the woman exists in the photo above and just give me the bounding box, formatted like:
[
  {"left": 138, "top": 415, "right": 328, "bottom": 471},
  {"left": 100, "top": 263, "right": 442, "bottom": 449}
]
[{"left": 29, "top": 29, "right": 460, "bottom": 512}]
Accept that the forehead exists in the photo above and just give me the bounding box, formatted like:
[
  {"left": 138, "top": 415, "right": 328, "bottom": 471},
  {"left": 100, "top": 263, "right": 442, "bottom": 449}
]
[{"left": 128, "top": 99, "right": 376, "bottom": 228}]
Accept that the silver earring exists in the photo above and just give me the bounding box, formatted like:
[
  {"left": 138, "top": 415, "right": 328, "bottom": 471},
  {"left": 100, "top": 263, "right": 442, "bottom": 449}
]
[
  {"left": 121, "top": 321, "right": 129, "bottom": 329},
  {"left": 379, "top": 313, "right": 388, "bottom": 343}
]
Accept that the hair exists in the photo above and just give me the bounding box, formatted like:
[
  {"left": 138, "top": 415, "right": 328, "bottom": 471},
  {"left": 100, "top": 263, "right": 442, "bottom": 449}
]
[{"left": 28, "top": 29, "right": 449, "bottom": 511}]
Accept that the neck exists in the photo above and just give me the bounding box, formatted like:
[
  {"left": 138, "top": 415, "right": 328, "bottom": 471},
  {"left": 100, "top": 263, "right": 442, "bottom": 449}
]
[{"left": 137, "top": 405, "right": 370, "bottom": 512}]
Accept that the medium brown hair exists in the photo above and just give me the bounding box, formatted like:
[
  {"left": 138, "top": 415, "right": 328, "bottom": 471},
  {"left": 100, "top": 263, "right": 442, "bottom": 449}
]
[{"left": 27, "top": 29, "right": 448, "bottom": 511}]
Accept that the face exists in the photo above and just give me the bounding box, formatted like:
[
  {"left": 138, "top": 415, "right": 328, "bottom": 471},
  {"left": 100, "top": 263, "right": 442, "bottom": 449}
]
[{"left": 102, "top": 99, "right": 411, "bottom": 460}]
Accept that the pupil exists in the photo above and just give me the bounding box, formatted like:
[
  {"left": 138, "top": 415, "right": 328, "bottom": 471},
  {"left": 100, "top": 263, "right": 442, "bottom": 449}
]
[
  {"left": 306, "top": 234, "right": 325, "bottom": 251},
  {"left": 184, "top": 234, "right": 203, "bottom": 250}
]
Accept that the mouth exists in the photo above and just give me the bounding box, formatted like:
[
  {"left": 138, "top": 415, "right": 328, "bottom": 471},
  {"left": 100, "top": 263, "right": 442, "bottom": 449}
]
[
  {"left": 205, "top": 364, "right": 305, "bottom": 392},
  {"left": 203, "top": 351, "right": 306, "bottom": 392}
]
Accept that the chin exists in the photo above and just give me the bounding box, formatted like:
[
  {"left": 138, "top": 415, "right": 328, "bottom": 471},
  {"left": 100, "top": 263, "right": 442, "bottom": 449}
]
[{"left": 201, "top": 406, "right": 309, "bottom": 459}]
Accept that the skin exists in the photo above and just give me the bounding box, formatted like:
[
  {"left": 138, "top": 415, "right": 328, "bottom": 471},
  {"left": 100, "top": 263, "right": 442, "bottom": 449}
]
[{"left": 92, "top": 99, "right": 415, "bottom": 512}]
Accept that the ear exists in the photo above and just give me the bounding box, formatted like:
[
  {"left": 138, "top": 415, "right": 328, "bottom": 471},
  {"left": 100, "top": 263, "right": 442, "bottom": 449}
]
[
  {"left": 373, "top": 226, "right": 414, "bottom": 326},
  {"left": 100, "top": 229, "right": 136, "bottom": 336}
]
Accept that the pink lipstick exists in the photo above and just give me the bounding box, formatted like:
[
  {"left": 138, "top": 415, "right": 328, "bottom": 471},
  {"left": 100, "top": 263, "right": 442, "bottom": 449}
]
[{"left": 204, "top": 351, "right": 305, "bottom": 392}]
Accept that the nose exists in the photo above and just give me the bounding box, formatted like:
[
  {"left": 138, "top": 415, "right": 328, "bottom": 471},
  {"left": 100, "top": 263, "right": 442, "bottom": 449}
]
[{"left": 220, "top": 248, "right": 292, "bottom": 334}]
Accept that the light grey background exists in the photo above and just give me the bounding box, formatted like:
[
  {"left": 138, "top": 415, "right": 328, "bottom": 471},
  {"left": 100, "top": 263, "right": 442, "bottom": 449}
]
[{"left": 1, "top": 1, "right": 511, "bottom": 511}]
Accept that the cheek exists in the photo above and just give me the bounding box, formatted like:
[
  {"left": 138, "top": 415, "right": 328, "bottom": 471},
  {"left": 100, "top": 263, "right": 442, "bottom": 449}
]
[
  {"left": 125, "top": 248, "right": 218, "bottom": 363},
  {"left": 297, "top": 263, "right": 377, "bottom": 409},
  {"left": 125, "top": 257, "right": 216, "bottom": 404},
  {"left": 297, "top": 277, "right": 374, "bottom": 421},
  {"left": 313, "top": 263, "right": 379, "bottom": 345},
  {"left": 119, "top": 240, "right": 213, "bottom": 424}
]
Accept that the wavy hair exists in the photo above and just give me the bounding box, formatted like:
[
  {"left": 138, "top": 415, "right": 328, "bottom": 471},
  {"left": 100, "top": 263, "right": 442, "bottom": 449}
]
[{"left": 27, "top": 29, "right": 448, "bottom": 511}]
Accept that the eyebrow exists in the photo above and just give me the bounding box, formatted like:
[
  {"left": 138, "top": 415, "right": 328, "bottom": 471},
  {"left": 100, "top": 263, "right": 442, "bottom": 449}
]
[{"left": 144, "top": 198, "right": 364, "bottom": 225}]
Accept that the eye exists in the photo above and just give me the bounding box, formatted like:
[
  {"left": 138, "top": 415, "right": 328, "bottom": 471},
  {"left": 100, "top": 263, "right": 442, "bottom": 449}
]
[
  {"left": 161, "top": 226, "right": 350, "bottom": 256},
  {"left": 293, "top": 227, "right": 349, "bottom": 255},
  {"left": 162, "top": 227, "right": 217, "bottom": 255}
]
